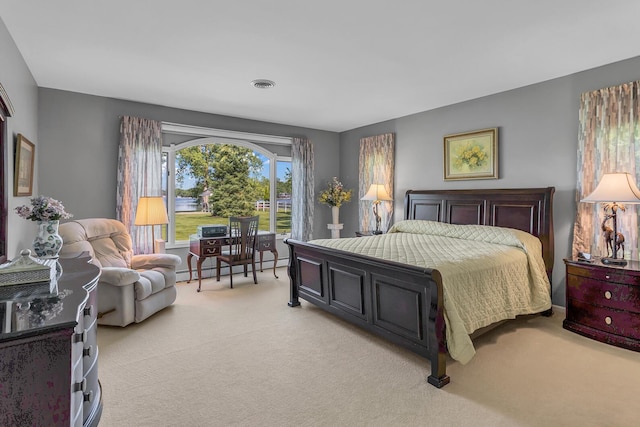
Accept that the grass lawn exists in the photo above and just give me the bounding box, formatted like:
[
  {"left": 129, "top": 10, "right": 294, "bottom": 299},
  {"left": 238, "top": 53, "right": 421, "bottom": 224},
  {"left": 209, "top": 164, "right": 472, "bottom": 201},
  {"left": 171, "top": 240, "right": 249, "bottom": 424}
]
[{"left": 174, "top": 211, "right": 291, "bottom": 241}]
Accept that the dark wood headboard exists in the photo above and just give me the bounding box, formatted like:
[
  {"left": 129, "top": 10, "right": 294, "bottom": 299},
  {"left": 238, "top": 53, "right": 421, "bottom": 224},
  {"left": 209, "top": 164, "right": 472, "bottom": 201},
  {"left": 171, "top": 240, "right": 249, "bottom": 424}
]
[{"left": 404, "top": 187, "right": 555, "bottom": 277}]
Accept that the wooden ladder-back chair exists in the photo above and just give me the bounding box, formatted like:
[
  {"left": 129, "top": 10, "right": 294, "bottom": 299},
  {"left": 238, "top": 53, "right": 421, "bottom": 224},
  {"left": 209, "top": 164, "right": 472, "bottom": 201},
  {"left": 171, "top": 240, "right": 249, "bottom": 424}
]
[{"left": 215, "top": 216, "right": 259, "bottom": 288}]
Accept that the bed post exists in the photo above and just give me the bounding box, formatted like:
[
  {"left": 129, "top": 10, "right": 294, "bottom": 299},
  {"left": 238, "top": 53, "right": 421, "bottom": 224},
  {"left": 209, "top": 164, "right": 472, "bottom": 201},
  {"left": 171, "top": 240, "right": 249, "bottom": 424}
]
[
  {"left": 427, "top": 270, "right": 450, "bottom": 387},
  {"left": 286, "top": 239, "right": 300, "bottom": 307}
]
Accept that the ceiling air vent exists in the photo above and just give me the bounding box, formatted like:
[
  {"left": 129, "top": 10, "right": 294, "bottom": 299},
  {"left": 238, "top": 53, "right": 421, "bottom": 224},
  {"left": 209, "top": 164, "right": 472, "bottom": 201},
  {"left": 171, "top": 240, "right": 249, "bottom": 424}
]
[{"left": 250, "top": 79, "right": 276, "bottom": 89}]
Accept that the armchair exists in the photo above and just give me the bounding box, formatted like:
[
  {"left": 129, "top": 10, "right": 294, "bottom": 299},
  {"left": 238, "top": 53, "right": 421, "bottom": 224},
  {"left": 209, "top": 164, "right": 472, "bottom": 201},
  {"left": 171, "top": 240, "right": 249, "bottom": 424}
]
[{"left": 58, "top": 218, "right": 181, "bottom": 327}]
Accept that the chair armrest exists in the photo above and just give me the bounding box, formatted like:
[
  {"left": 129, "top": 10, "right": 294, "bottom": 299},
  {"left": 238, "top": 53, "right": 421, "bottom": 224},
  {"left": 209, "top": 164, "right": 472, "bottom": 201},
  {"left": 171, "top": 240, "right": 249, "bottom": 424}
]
[
  {"left": 100, "top": 267, "right": 140, "bottom": 286},
  {"left": 131, "top": 253, "right": 181, "bottom": 270}
]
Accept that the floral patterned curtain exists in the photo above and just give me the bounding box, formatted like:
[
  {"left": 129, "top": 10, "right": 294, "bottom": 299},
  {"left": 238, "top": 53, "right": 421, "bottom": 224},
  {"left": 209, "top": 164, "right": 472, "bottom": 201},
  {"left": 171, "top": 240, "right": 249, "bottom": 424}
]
[
  {"left": 572, "top": 81, "right": 640, "bottom": 260},
  {"left": 291, "top": 137, "right": 314, "bottom": 241},
  {"left": 116, "top": 116, "right": 163, "bottom": 254},
  {"left": 359, "top": 133, "right": 395, "bottom": 232}
]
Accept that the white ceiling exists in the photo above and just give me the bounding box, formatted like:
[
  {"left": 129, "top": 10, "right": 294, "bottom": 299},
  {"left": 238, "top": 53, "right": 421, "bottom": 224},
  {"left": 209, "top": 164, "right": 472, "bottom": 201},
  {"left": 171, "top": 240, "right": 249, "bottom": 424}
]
[{"left": 2, "top": 1, "right": 640, "bottom": 132}]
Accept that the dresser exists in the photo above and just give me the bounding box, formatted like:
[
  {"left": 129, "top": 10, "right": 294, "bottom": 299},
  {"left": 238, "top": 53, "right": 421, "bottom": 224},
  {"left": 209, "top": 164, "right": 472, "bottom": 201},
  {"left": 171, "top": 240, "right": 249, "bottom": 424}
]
[
  {"left": 187, "top": 232, "right": 279, "bottom": 288},
  {"left": 564, "top": 258, "right": 640, "bottom": 352},
  {"left": 0, "top": 254, "right": 102, "bottom": 426}
]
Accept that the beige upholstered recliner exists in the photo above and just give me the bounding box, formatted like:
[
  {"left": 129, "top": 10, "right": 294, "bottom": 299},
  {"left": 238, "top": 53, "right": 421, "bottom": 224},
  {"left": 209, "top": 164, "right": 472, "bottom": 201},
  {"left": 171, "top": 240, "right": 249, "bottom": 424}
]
[{"left": 58, "top": 218, "right": 181, "bottom": 327}]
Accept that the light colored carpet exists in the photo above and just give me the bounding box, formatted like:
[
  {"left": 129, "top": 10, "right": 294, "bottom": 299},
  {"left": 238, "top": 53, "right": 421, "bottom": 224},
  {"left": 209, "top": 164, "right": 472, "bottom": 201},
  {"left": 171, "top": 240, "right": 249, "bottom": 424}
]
[{"left": 97, "top": 268, "right": 640, "bottom": 427}]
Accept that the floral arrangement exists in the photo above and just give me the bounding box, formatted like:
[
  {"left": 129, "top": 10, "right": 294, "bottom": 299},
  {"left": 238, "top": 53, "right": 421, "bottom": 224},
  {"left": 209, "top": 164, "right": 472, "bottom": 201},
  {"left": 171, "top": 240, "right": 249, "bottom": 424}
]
[
  {"left": 454, "top": 142, "right": 488, "bottom": 170},
  {"left": 318, "top": 177, "right": 353, "bottom": 208},
  {"left": 15, "top": 196, "right": 73, "bottom": 222}
]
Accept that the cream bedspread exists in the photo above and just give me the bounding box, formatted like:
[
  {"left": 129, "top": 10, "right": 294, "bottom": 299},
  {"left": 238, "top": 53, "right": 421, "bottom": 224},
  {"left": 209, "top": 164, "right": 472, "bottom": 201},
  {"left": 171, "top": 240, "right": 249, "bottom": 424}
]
[{"left": 309, "top": 220, "right": 552, "bottom": 364}]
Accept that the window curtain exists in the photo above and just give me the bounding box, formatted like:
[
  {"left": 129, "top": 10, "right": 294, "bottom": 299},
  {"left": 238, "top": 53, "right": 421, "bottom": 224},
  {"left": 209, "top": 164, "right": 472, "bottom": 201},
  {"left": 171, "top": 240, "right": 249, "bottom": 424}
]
[
  {"left": 116, "top": 116, "right": 163, "bottom": 254},
  {"left": 291, "top": 137, "right": 314, "bottom": 241},
  {"left": 572, "top": 81, "right": 640, "bottom": 260},
  {"left": 359, "top": 133, "right": 395, "bottom": 232}
]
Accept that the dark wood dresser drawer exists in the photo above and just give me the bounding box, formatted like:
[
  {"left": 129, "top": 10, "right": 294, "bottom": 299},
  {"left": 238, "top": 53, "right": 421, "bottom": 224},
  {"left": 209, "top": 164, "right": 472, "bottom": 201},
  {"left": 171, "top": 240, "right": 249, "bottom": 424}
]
[
  {"left": 567, "top": 299, "right": 640, "bottom": 340},
  {"left": 566, "top": 262, "right": 640, "bottom": 286},
  {"left": 256, "top": 233, "right": 275, "bottom": 251},
  {"left": 566, "top": 274, "right": 640, "bottom": 313}
]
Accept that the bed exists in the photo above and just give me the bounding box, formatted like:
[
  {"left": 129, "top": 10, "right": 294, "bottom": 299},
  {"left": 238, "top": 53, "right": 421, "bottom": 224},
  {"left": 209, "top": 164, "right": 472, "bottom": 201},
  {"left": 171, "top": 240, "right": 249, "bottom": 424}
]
[{"left": 286, "top": 187, "right": 555, "bottom": 388}]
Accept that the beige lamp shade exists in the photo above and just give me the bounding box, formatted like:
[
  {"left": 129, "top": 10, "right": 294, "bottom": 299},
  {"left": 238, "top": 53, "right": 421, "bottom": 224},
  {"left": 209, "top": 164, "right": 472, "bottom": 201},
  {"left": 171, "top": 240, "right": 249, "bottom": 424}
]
[
  {"left": 134, "top": 196, "right": 169, "bottom": 226},
  {"left": 581, "top": 172, "right": 640, "bottom": 203},
  {"left": 361, "top": 184, "right": 392, "bottom": 202}
]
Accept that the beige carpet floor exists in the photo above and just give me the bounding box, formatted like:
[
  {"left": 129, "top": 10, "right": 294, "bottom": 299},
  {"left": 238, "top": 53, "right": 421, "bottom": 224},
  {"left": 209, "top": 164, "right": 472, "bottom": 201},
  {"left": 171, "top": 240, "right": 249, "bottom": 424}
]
[{"left": 97, "top": 268, "right": 640, "bottom": 427}]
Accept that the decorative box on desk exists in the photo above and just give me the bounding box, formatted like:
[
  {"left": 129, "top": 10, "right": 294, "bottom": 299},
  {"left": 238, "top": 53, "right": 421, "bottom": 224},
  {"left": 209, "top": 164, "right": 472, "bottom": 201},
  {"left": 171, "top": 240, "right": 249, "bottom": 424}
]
[{"left": 564, "top": 257, "right": 640, "bottom": 352}]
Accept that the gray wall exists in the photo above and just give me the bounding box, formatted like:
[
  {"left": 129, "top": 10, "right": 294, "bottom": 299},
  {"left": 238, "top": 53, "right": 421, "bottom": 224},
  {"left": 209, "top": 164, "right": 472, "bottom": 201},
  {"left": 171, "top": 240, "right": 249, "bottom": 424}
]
[
  {"left": 0, "top": 17, "right": 40, "bottom": 257},
  {"left": 338, "top": 55, "right": 640, "bottom": 306}
]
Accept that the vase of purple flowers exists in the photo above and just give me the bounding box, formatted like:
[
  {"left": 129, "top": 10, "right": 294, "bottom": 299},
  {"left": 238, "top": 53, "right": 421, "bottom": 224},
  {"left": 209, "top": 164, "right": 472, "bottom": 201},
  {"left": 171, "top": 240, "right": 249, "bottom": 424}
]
[{"left": 15, "top": 196, "right": 73, "bottom": 258}]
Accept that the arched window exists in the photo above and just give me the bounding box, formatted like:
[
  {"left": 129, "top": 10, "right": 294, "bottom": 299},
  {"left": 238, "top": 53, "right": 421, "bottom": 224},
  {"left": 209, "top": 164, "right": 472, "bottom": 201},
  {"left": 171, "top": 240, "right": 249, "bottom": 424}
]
[{"left": 161, "top": 123, "right": 291, "bottom": 245}]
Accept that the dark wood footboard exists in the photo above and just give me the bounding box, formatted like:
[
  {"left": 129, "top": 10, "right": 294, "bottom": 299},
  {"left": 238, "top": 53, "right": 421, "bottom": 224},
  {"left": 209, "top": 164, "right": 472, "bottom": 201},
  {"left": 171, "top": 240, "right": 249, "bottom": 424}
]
[{"left": 286, "top": 239, "right": 450, "bottom": 387}]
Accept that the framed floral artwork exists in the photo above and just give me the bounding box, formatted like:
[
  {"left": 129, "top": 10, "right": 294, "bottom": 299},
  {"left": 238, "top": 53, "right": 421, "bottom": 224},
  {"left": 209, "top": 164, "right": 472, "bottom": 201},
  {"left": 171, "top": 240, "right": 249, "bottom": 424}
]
[
  {"left": 443, "top": 127, "right": 498, "bottom": 181},
  {"left": 14, "top": 134, "right": 35, "bottom": 196}
]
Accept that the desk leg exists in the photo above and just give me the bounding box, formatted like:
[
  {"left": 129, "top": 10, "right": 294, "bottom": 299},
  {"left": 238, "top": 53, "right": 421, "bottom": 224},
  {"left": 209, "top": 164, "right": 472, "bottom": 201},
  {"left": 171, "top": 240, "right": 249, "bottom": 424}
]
[
  {"left": 187, "top": 253, "right": 194, "bottom": 283},
  {"left": 271, "top": 249, "right": 278, "bottom": 279},
  {"left": 196, "top": 256, "right": 205, "bottom": 292}
]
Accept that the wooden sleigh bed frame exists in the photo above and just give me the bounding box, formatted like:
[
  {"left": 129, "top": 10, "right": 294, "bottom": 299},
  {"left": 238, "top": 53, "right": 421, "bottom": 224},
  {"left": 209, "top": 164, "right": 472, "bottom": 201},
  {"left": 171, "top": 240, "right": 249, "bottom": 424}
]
[{"left": 286, "top": 187, "right": 555, "bottom": 388}]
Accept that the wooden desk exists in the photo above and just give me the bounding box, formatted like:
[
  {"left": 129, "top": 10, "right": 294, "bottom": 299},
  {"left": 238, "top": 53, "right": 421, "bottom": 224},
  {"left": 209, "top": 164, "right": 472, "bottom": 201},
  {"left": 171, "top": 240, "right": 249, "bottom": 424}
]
[{"left": 187, "top": 232, "right": 278, "bottom": 288}]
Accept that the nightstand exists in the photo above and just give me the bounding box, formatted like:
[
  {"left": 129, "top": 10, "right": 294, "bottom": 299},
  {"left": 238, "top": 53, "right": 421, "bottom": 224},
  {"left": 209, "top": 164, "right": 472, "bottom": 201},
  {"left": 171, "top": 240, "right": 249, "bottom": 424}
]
[
  {"left": 355, "top": 231, "right": 382, "bottom": 237},
  {"left": 564, "top": 258, "right": 640, "bottom": 352}
]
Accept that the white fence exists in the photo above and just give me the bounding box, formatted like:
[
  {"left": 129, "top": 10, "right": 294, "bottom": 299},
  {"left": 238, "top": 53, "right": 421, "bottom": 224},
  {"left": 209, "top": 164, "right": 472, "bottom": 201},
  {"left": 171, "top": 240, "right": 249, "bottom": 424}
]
[{"left": 256, "top": 200, "right": 291, "bottom": 212}]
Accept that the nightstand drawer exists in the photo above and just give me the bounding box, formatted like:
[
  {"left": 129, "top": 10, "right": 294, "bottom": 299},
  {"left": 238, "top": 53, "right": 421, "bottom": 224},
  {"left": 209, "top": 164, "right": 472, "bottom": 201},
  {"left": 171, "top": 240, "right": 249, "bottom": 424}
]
[
  {"left": 568, "top": 299, "right": 640, "bottom": 340},
  {"left": 566, "top": 263, "right": 640, "bottom": 286},
  {"left": 566, "top": 274, "right": 640, "bottom": 313}
]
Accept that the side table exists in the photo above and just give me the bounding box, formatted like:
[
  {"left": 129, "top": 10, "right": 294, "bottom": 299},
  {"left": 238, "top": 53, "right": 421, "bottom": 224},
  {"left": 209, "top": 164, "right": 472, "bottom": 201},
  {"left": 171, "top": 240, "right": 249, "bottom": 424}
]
[
  {"left": 355, "top": 230, "right": 382, "bottom": 237},
  {"left": 564, "top": 257, "right": 640, "bottom": 352}
]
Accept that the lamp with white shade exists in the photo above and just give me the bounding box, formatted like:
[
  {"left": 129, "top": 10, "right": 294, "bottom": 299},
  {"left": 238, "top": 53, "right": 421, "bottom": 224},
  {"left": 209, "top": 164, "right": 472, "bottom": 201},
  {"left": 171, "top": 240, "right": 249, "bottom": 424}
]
[
  {"left": 581, "top": 172, "right": 640, "bottom": 265},
  {"left": 134, "top": 196, "right": 169, "bottom": 253},
  {"left": 361, "top": 184, "right": 392, "bottom": 235}
]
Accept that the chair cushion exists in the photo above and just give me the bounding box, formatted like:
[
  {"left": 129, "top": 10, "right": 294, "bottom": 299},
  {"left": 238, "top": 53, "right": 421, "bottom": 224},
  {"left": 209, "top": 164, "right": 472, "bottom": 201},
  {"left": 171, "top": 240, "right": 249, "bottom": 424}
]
[{"left": 135, "top": 268, "right": 173, "bottom": 300}]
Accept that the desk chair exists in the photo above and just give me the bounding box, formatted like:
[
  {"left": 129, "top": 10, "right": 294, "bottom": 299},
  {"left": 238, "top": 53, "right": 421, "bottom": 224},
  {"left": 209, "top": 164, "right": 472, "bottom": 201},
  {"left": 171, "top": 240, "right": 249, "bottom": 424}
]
[{"left": 216, "top": 216, "right": 259, "bottom": 288}]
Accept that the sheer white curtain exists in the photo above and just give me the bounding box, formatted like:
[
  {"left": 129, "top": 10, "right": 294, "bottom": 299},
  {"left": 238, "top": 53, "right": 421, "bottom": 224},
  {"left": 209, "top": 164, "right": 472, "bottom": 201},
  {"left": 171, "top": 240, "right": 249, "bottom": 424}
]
[
  {"left": 572, "top": 81, "right": 640, "bottom": 260},
  {"left": 359, "top": 133, "right": 395, "bottom": 232},
  {"left": 116, "top": 116, "right": 163, "bottom": 254},
  {"left": 291, "top": 138, "right": 314, "bottom": 241}
]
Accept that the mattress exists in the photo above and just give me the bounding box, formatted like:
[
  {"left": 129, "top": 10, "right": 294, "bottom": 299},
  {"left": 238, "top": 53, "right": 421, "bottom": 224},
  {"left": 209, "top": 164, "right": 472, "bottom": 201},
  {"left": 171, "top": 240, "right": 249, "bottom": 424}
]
[{"left": 309, "top": 220, "right": 552, "bottom": 364}]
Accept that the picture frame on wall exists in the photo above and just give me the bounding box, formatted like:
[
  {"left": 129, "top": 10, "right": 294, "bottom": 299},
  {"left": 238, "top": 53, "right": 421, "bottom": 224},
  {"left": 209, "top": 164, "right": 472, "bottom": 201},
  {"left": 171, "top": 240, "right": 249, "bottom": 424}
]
[
  {"left": 443, "top": 127, "right": 498, "bottom": 181},
  {"left": 14, "top": 134, "right": 35, "bottom": 196}
]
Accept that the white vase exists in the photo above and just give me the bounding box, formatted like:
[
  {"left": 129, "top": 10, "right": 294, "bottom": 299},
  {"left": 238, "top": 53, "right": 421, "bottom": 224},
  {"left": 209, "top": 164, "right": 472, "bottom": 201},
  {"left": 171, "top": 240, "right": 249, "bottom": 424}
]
[
  {"left": 33, "top": 220, "right": 63, "bottom": 258},
  {"left": 331, "top": 206, "right": 340, "bottom": 224}
]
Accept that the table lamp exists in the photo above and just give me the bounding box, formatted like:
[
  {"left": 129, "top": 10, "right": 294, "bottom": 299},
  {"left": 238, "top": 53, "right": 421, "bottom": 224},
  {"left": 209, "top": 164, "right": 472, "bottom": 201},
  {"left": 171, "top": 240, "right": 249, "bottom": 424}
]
[
  {"left": 581, "top": 172, "right": 640, "bottom": 265},
  {"left": 134, "top": 196, "right": 169, "bottom": 253},
  {"left": 361, "top": 184, "right": 392, "bottom": 234}
]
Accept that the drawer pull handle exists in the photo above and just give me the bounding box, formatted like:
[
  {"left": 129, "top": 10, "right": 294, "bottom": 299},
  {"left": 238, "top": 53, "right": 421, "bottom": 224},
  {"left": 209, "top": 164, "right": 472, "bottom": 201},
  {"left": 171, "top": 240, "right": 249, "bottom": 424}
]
[
  {"left": 83, "top": 345, "right": 94, "bottom": 358},
  {"left": 74, "top": 378, "right": 87, "bottom": 393},
  {"left": 604, "top": 291, "right": 612, "bottom": 300},
  {"left": 605, "top": 275, "right": 611, "bottom": 279},
  {"left": 605, "top": 316, "right": 612, "bottom": 325},
  {"left": 74, "top": 330, "right": 87, "bottom": 344}
]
